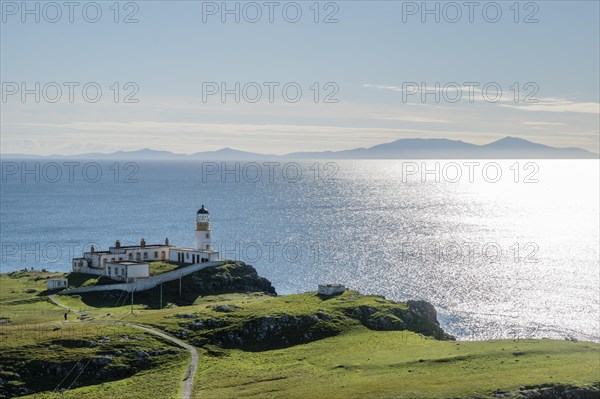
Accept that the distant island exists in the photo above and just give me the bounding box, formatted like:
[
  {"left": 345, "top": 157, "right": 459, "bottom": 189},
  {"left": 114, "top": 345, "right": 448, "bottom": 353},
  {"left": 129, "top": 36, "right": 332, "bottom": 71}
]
[{"left": 3, "top": 137, "right": 598, "bottom": 160}]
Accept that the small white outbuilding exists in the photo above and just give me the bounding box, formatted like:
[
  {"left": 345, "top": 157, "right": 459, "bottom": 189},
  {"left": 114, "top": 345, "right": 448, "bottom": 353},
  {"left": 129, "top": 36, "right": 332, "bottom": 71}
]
[
  {"left": 105, "top": 261, "right": 150, "bottom": 281},
  {"left": 318, "top": 284, "right": 346, "bottom": 296},
  {"left": 47, "top": 278, "right": 69, "bottom": 290}
]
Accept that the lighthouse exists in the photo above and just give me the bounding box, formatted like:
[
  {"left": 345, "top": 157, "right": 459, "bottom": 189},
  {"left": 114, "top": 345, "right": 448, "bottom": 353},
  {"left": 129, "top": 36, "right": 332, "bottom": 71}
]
[
  {"left": 194, "top": 205, "right": 211, "bottom": 251},
  {"left": 72, "top": 205, "right": 220, "bottom": 277}
]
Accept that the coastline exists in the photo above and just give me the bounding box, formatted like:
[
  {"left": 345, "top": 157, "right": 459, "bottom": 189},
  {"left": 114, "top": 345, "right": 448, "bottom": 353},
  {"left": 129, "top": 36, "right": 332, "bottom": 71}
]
[{"left": 1, "top": 264, "right": 599, "bottom": 399}]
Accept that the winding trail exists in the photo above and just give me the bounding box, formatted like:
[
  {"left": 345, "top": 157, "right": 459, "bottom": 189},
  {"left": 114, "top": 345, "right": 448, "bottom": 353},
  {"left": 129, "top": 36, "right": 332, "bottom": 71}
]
[
  {"left": 48, "top": 295, "right": 198, "bottom": 399},
  {"left": 48, "top": 295, "right": 85, "bottom": 314}
]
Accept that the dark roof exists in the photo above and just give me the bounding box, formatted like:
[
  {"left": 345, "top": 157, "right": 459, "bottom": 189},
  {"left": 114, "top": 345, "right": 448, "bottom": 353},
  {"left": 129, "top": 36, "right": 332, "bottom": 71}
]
[
  {"left": 117, "top": 244, "right": 173, "bottom": 249},
  {"left": 197, "top": 205, "right": 209, "bottom": 215},
  {"left": 106, "top": 260, "right": 148, "bottom": 265}
]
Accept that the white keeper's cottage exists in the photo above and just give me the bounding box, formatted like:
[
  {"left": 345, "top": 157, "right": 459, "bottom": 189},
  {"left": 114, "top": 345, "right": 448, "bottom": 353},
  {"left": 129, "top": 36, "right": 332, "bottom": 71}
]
[{"left": 72, "top": 206, "right": 220, "bottom": 281}]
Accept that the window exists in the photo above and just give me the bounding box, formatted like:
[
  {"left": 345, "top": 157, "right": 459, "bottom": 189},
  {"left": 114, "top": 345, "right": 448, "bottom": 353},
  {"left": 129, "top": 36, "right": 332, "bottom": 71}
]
[
  {"left": 154, "top": 251, "right": 158, "bottom": 258},
  {"left": 143, "top": 252, "right": 148, "bottom": 259},
  {"left": 129, "top": 253, "right": 133, "bottom": 260},
  {"left": 108, "top": 266, "right": 111, "bottom": 275},
  {"left": 206, "top": 233, "right": 209, "bottom": 239},
  {"left": 186, "top": 253, "right": 189, "bottom": 259}
]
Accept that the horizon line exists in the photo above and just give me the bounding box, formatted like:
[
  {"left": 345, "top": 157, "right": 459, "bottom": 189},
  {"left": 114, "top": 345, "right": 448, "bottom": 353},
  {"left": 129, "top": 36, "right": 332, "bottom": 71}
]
[{"left": 2, "top": 135, "right": 599, "bottom": 158}]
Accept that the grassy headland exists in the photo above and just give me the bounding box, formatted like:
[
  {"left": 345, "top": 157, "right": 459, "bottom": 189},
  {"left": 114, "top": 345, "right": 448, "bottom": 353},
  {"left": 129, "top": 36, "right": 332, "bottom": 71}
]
[{"left": 1, "top": 264, "right": 598, "bottom": 398}]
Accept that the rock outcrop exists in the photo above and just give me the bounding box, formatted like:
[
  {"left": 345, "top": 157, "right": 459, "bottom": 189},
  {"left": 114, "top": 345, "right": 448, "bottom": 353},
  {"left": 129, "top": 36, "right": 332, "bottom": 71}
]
[
  {"left": 344, "top": 300, "right": 453, "bottom": 340},
  {"left": 494, "top": 383, "right": 600, "bottom": 399},
  {"left": 0, "top": 336, "right": 181, "bottom": 398},
  {"left": 186, "top": 262, "right": 276, "bottom": 295},
  {"left": 84, "top": 262, "right": 276, "bottom": 307},
  {"left": 170, "top": 292, "right": 454, "bottom": 351},
  {"left": 179, "top": 313, "right": 341, "bottom": 350}
]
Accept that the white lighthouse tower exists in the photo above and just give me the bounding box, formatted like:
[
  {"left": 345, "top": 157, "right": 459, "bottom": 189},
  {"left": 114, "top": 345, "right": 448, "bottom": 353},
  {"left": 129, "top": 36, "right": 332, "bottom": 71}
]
[{"left": 194, "top": 205, "right": 211, "bottom": 251}]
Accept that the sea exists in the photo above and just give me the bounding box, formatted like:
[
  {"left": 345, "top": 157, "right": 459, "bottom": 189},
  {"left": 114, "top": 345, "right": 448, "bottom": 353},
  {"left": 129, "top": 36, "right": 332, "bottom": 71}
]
[{"left": 1, "top": 159, "right": 598, "bottom": 342}]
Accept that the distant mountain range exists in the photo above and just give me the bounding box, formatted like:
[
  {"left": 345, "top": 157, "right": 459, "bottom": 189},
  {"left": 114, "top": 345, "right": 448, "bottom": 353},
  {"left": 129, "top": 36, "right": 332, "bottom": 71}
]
[{"left": 3, "top": 137, "right": 598, "bottom": 160}]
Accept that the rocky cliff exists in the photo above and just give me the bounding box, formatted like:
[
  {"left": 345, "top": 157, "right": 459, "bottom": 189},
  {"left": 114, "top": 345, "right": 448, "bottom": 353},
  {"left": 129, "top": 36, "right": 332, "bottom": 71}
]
[
  {"left": 184, "top": 262, "right": 276, "bottom": 295},
  {"left": 164, "top": 267, "right": 454, "bottom": 351},
  {"left": 83, "top": 262, "right": 277, "bottom": 307}
]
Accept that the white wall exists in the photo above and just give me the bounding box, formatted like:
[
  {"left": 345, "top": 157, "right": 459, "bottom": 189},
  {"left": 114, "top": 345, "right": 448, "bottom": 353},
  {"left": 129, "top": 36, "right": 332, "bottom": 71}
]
[
  {"left": 169, "top": 249, "right": 217, "bottom": 264},
  {"left": 99, "top": 247, "right": 170, "bottom": 265},
  {"left": 79, "top": 246, "right": 216, "bottom": 272},
  {"left": 127, "top": 263, "right": 150, "bottom": 279},
  {"left": 106, "top": 262, "right": 150, "bottom": 280},
  {"left": 318, "top": 285, "right": 345, "bottom": 295},
  {"left": 72, "top": 265, "right": 103, "bottom": 276},
  {"left": 47, "top": 279, "right": 68, "bottom": 290},
  {"left": 194, "top": 229, "right": 211, "bottom": 251},
  {"left": 61, "top": 261, "right": 225, "bottom": 295}
]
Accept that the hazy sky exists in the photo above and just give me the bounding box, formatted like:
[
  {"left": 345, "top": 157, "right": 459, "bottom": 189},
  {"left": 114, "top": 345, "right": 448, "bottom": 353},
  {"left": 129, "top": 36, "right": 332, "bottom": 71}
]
[{"left": 1, "top": 0, "right": 599, "bottom": 155}]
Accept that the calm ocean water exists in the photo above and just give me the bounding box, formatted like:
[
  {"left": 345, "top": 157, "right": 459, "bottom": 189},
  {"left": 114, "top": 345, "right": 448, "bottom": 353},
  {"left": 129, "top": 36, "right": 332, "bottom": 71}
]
[{"left": 1, "top": 159, "right": 598, "bottom": 342}]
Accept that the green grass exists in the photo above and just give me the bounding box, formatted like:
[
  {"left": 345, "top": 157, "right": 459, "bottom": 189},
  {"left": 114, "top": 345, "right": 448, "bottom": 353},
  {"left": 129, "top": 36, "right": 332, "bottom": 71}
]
[
  {"left": 65, "top": 272, "right": 100, "bottom": 288},
  {"left": 0, "top": 271, "right": 115, "bottom": 304},
  {"left": 61, "top": 290, "right": 404, "bottom": 323},
  {"left": 196, "top": 329, "right": 600, "bottom": 399},
  {"left": 48, "top": 290, "right": 600, "bottom": 398},
  {"left": 1, "top": 323, "right": 189, "bottom": 399},
  {"left": 51, "top": 291, "right": 398, "bottom": 343},
  {"left": 2, "top": 271, "right": 599, "bottom": 399},
  {"left": 149, "top": 261, "right": 180, "bottom": 276},
  {"left": 0, "top": 282, "right": 189, "bottom": 399},
  {"left": 20, "top": 364, "right": 186, "bottom": 399},
  {"left": 0, "top": 298, "right": 69, "bottom": 325},
  {"left": 0, "top": 271, "right": 64, "bottom": 301},
  {"left": 66, "top": 272, "right": 123, "bottom": 288}
]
